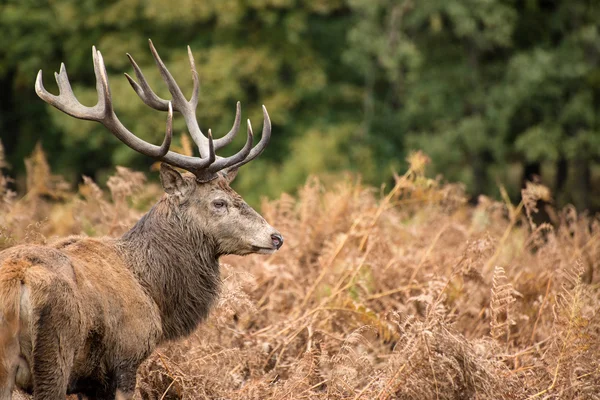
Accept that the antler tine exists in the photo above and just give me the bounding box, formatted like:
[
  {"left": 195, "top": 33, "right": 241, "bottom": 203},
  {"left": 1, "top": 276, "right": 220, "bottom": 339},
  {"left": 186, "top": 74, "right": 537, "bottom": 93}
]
[
  {"left": 93, "top": 49, "right": 114, "bottom": 116},
  {"left": 162, "top": 102, "right": 174, "bottom": 155},
  {"left": 124, "top": 54, "right": 170, "bottom": 111},
  {"left": 124, "top": 42, "right": 201, "bottom": 115},
  {"left": 148, "top": 39, "right": 209, "bottom": 158},
  {"left": 213, "top": 102, "right": 242, "bottom": 151},
  {"left": 36, "top": 62, "right": 102, "bottom": 121},
  {"left": 186, "top": 45, "right": 244, "bottom": 153},
  {"left": 206, "top": 129, "right": 216, "bottom": 163},
  {"left": 226, "top": 105, "right": 272, "bottom": 171},
  {"left": 185, "top": 48, "right": 244, "bottom": 153},
  {"left": 207, "top": 119, "right": 254, "bottom": 172},
  {"left": 147, "top": 40, "right": 188, "bottom": 108},
  {"left": 37, "top": 46, "right": 175, "bottom": 160},
  {"left": 93, "top": 48, "right": 172, "bottom": 158},
  {"left": 187, "top": 45, "right": 200, "bottom": 109}
]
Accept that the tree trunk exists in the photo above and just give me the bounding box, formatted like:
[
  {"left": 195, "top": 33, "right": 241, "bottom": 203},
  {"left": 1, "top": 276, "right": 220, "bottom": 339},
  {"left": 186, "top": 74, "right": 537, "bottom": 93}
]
[
  {"left": 0, "top": 69, "right": 17, "bottom": 160},
  {"left": 472, "top": 151, "right": 492, "bottom": 197},
  {"left": 554, "top": 157, "right": 568, "bottom": 204},
  {"left": 522, "top": 161, "right": 541, "bottom": 186},
  {"left": 573, "top": 158, "right": 591, "bottom": 211}
]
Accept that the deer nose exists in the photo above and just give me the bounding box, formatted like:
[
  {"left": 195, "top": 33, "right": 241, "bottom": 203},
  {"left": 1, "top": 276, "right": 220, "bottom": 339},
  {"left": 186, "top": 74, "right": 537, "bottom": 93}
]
[{"left": 271, "top": 233, "right": 284, "bottom": 250}]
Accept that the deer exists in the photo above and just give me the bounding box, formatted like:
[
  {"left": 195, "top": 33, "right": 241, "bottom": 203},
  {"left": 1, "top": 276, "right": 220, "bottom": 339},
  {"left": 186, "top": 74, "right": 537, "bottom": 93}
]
[{"left": 0, "top": 39, "right": 283, "bottom": 400}]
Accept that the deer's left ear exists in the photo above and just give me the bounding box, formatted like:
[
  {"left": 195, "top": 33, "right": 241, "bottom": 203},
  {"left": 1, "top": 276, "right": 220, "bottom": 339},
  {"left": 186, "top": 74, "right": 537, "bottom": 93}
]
[
  {"left": 223, "top": 168, "right": 239, "bottom": 184},
  {"left": 160, "top": 163, "right": 193, "bottom": 199}
]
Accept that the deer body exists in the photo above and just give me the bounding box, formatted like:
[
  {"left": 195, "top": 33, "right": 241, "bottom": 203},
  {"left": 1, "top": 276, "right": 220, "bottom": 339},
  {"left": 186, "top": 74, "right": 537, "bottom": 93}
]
[
  {"left": 0, "top": 237, "right": 162, "bottom": 398},
  {"left": 0, "top": 41, "right": 282, "bottom": 399}
]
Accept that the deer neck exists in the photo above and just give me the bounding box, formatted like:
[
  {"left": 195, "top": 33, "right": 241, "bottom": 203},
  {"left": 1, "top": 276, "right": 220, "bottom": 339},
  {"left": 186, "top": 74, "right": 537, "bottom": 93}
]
[{"left": 118, "top": 200, "right": 221, "bottom": 341}]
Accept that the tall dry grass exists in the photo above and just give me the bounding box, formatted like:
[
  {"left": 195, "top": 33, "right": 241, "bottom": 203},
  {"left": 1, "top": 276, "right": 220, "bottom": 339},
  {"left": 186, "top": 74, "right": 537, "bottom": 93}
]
[{"left": 1, "top": 146, "right": 598, "bottom": 399}]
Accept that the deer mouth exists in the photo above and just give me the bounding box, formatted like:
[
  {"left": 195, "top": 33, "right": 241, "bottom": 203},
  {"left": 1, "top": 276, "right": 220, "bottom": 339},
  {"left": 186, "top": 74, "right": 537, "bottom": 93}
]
[{"left": 253, "top": 246, "right": 277, "bottom": 255}]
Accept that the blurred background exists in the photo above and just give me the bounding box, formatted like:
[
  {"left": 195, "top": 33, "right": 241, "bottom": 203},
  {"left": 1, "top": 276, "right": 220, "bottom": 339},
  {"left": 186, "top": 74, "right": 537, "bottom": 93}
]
[{"left": 1, "top": 0, "right": 599, "bottom": 209}]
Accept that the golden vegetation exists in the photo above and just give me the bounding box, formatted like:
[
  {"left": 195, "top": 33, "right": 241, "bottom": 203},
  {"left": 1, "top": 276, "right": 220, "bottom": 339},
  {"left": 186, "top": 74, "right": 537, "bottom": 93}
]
[{"left": 2, "top": 148, "right": 599, "bottom": 399}]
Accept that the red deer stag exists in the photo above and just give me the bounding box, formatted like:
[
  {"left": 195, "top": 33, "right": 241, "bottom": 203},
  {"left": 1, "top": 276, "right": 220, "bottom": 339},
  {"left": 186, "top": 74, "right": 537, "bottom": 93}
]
[{"left": 0, "top": 40, "right": 283, "bottom": 400}]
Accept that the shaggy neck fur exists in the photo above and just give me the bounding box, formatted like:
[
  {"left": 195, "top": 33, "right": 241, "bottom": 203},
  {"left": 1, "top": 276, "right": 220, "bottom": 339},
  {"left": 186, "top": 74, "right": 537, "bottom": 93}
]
[{"left": 118, "top": 198, "right": 221, "bottom": 341}]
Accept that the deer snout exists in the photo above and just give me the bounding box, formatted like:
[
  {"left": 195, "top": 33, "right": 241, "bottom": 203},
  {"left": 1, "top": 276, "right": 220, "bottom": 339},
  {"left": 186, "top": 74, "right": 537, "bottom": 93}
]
[{"left": 271, "top": 233, "right": 284, "bottom": 250}]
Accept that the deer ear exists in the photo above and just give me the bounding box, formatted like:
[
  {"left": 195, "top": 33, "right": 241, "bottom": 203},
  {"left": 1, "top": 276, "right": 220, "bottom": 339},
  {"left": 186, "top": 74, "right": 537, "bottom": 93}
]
[
  {"left": 160, "top": 163, "right": 191, "bottom": 197},
  {"left": 223, "top": 168, "right": 239, "bottom": 184}
]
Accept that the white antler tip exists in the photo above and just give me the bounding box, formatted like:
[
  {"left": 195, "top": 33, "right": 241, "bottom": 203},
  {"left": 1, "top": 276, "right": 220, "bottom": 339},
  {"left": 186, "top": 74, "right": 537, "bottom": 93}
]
[{"left": 34, "top": 70, "right": 44, "bottom": 93}]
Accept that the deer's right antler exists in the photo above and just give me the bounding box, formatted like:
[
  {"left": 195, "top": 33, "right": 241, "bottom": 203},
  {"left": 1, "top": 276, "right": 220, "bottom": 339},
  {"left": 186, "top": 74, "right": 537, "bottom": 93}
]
[{"left": 35, "top": 40, "right": 272, "bottom": 182}]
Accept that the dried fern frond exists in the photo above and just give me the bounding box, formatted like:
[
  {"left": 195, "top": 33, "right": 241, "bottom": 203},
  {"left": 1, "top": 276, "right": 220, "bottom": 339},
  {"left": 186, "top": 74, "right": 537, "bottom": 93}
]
[
  {"left": 106, "top": 166, "right": 146, "bottom": 202},
  {"left": 532, "top": 259, "right": 599, "bottom": 398},
  {"left": 521, "top": 181, "right": 552, "bottom": 230},
  {"left": 24, "top": 142, "right": 70, "bottom": 200},
  {"left": 327, "top": 326, "right": 376, "bottom": 396},
  {"left": 490, "top": 266, "right": 516, "bottom": 346}
]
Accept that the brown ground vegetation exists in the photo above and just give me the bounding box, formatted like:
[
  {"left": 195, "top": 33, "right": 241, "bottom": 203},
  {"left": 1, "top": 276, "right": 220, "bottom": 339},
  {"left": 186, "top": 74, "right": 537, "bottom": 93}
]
[{"left": 2, "top": 146, "right": 599, "bottom": 399}]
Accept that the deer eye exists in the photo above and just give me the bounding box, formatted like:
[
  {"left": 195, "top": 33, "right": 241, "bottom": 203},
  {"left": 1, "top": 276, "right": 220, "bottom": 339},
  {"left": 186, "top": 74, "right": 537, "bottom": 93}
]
[{"left": 212, "top": 199, "right": 227, "bottom": 209}]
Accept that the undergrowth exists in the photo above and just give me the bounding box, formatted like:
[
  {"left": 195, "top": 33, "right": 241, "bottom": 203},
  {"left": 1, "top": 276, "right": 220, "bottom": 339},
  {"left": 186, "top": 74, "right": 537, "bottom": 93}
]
[{"left": 2, "top": 146, "right": 599, "bottom": 399}]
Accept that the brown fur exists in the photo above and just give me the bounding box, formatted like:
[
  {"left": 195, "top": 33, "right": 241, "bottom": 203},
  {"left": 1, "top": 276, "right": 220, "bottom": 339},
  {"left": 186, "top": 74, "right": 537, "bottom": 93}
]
[
  {"left": 0, "top": 166, "right": 282, "bottom": 400},
  {"left": 0, "top": 260, "right": 23, "bottom": 398}
]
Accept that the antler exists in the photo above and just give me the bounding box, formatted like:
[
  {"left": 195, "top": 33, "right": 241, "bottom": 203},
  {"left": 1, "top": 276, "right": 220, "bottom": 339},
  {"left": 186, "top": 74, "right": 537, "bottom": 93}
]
[{"left": 35, "top": 39, "right": 272, "bottom": 182}]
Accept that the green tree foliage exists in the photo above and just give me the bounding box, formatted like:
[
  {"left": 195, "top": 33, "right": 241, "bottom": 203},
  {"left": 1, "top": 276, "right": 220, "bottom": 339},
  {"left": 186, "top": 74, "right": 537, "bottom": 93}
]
[
  {"left": 344, "top": 0, "right": 600, "bottom": 208},
  {"left": 1, "top": 0, "right": 599, "bottom": 208}
]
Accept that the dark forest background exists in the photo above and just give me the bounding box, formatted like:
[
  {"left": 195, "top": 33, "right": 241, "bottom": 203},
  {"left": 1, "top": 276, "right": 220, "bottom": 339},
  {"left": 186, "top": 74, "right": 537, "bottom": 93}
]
[{"left": 1, "top": 0, "right": 599, "bottom": 208}]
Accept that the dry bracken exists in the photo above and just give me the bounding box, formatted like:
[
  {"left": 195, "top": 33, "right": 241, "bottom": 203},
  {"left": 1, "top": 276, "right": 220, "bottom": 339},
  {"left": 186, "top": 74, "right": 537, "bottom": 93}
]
[{"left": 2, "top": 147, "right": 599, "bottom": 399}]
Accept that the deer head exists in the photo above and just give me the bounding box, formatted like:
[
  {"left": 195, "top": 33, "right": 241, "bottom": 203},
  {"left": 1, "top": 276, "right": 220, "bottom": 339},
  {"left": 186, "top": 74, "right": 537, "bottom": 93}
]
[
  {"left": 159, "top": 163, "right": 282, "bottom": 255},
  {"left": 35, "top": 39, "right": 283, "bottom": 255}
]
